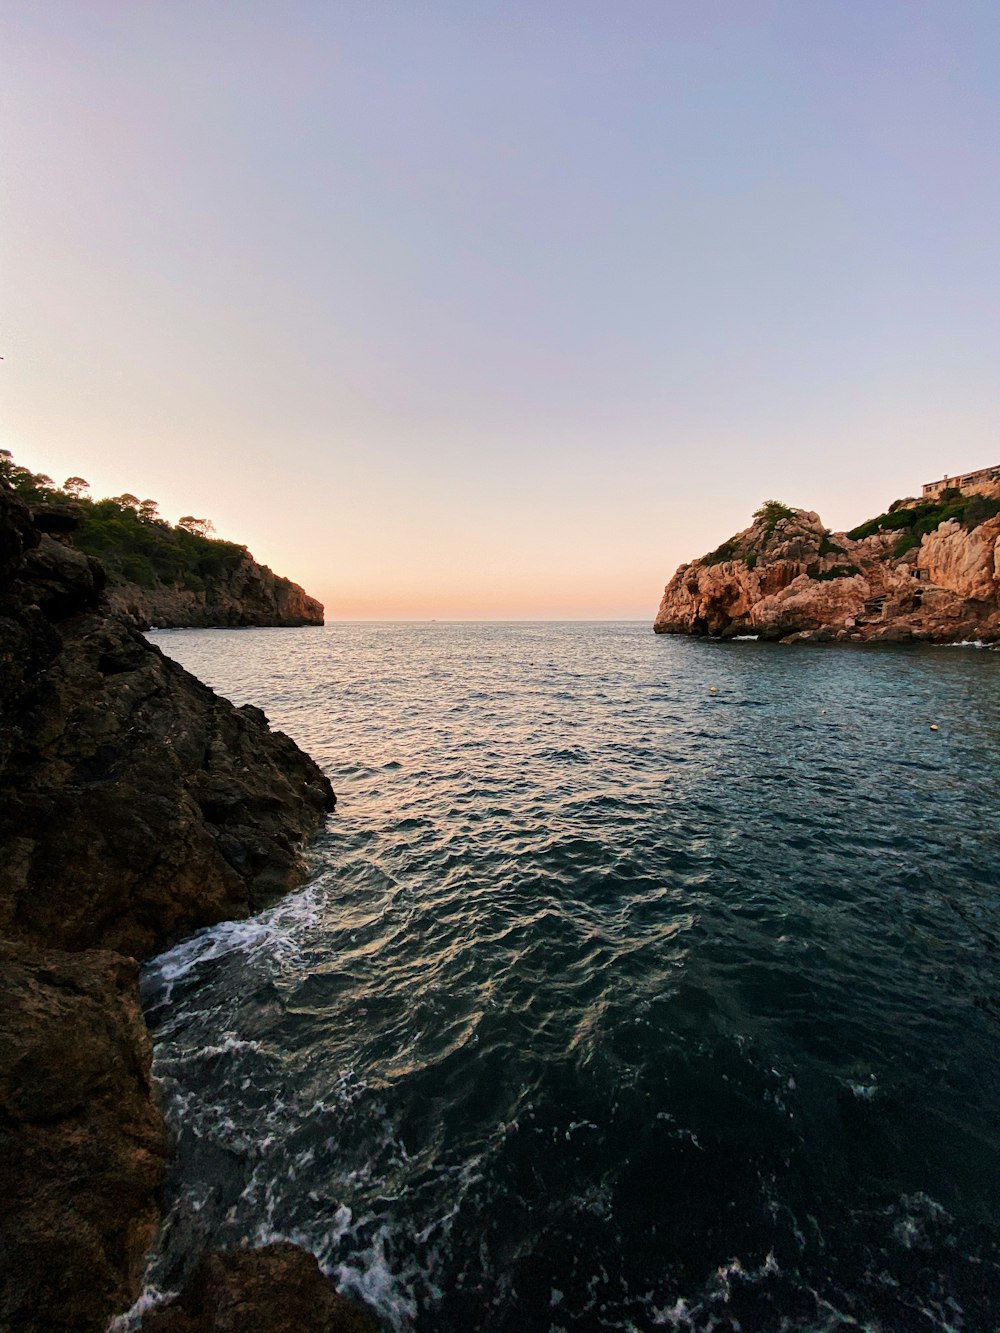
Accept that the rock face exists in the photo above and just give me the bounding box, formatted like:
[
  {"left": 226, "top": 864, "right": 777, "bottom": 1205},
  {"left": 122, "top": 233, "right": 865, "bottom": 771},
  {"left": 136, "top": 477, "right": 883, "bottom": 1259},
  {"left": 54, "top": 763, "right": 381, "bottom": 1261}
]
[
  {"left": 0, "top": 500, "right": 334, "bottom": 960},
  {"left": 141, "top": 1244, "right": 379, "bottom": 1333},
  {"left": 0, "top": 482, "right": 343, "bottom": 1331},
  {"left": 654, "top": 502, "right": 1000, "bottom": 644},
  {"left": 105, "top": 554, "right": 324, "bottom": 629},
  {"left": 0, "top": 942, "right": 167, "bottom": 1332}
]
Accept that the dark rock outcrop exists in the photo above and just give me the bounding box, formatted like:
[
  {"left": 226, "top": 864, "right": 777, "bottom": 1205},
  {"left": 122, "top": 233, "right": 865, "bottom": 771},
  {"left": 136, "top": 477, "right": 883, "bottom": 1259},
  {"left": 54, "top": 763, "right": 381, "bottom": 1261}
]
[
  {"left": 654, "top": 498, "right": 1000, "bottom": 644},
  {"left": 0, "top": 941, "right": 167, "bottom": 1332},
  {"left": 0, "top": 483, "right": 345, "bottom": 1331},
  {"left": 142, "top": 1244, "right": 379, "bottom": 1333},
  {"left": 0, "top": 499, "right": 334, "bottom": 960},
  {"left": 105, "top": 556, "right": 324, "bottom": 629}
]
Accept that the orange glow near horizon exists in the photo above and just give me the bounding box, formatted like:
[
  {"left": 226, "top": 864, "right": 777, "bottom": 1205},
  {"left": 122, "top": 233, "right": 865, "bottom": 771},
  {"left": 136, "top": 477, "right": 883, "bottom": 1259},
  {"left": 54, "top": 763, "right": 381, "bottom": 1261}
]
[{"left": 4, "top": 5, "right": 999, "bottom": 620}]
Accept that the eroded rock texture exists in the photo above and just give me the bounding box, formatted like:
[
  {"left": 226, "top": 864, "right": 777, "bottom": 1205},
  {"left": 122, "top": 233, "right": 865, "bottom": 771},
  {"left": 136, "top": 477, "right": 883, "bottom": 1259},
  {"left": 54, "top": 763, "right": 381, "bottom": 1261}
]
[
  {"left": 654, "top": 501, "right": 1000, "bottom": 644},
  {"left": 0, "top": 942, "right": 167, "bottom": 1332},
  {"left": 142, "top": 1244, "right": 379, "bottom": 1333}
]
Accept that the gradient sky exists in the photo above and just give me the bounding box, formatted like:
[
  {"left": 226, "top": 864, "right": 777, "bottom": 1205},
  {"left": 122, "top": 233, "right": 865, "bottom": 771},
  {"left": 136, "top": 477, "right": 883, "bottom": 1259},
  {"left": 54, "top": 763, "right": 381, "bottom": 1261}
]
[{"left": 3, "top": 1, "right": 999, "bottom": 618}]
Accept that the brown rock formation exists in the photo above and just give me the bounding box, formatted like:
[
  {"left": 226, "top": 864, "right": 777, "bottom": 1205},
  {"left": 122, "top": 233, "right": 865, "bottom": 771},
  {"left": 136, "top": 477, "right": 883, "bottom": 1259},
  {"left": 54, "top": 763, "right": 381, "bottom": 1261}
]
[
  {"left": 0, "top": 942, "right": 167, "bottom": 1332},
  {"left": 917, "top": 515, "right": 1000, "bottom": 602},
  {"left": 105, "top": 555, "right": 324, "bottom": 630},
  {"left": 0, "top": 483, "right": 354, "bottom": 1332},
  {"left": 0, "top": 499, "right": 334, "bottom": 960},
  {"left": 654, "top": 501, "right": 1000, "bottom": 644},
  {"left": 141, "top": 1244, "right": 379, "bottom": 1333}
]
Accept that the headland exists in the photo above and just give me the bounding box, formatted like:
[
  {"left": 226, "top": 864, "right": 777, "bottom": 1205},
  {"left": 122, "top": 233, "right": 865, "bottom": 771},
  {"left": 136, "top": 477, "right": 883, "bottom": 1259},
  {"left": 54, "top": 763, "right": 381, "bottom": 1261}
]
[{"left": 655, "top": 469, "right": 1000, "bottom": 644}]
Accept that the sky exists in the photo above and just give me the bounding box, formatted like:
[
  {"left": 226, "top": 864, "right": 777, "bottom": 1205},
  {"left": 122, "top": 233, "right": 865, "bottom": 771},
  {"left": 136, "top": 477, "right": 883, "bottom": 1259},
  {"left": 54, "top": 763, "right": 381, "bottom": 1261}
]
[{"left": 2, "top": 1, "right": 999, "bottom": 619}]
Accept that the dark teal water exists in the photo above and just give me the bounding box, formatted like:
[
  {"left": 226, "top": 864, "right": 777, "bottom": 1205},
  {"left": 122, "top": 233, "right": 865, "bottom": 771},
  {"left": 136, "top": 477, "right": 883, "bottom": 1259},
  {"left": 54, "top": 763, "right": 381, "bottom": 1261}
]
[{"left": 136, "top": 624, "right": 1000, "bottom": 1331}]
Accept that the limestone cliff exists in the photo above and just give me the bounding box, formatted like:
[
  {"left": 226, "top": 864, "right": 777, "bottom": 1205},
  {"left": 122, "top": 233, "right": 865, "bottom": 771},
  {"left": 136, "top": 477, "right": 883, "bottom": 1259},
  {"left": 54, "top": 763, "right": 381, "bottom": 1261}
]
[
  {"left": 0, "top": 483, "right": 347, "bottom": 1331},
  {"left": 654, "top": 493, "right": 1000, "bottom": 644},
  {"left": 104, "top": 553, "right": 324, "bottom": 630}
]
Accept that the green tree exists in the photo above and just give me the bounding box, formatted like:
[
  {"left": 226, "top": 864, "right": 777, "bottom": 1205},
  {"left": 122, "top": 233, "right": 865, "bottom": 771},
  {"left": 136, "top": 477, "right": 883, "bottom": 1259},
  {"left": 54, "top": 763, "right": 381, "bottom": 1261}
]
[
  {"left": 753, "top": 500, "right": 795, "bottom": 526},
  {"left": 177, "top": 515, "right": 214, "bottom": 537}
]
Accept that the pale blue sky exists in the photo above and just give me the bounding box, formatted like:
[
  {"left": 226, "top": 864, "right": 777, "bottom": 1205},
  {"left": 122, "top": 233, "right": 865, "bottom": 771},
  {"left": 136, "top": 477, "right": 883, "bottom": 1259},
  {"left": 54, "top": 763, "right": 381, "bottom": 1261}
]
[{"left": 3, "top": 2, "right": 998, "bottom": 616}]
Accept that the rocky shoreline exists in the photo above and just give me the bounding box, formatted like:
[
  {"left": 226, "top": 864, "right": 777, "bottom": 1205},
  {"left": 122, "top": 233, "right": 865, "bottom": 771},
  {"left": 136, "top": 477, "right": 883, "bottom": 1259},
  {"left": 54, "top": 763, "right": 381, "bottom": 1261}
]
[
  {"left": 654, "top": 489, "right": 1000, "bottom": 644},
  {"left": 0, "top": 483, "right": 373, "bottom": 1330}
]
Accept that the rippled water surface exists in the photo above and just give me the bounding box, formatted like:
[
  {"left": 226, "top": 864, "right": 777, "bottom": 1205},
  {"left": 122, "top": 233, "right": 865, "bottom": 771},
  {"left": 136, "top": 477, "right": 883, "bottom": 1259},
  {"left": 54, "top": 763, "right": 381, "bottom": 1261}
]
[{"left": 141, "top": 623, "right": 1000, "bottom": 1330}]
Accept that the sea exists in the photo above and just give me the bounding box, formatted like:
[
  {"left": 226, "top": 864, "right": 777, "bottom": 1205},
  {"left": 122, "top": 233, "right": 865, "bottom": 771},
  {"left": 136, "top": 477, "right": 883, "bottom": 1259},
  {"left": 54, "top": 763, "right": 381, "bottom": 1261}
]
[{"left": 135, "top": 622, "right": 1000, "bottom": 1331}]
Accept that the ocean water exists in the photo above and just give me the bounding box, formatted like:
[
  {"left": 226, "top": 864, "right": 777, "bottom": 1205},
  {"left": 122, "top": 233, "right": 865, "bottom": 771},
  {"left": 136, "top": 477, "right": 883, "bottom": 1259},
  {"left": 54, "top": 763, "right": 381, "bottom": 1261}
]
[{"left": 137, "top": 623, "right": 1000, "bottom": 1331}]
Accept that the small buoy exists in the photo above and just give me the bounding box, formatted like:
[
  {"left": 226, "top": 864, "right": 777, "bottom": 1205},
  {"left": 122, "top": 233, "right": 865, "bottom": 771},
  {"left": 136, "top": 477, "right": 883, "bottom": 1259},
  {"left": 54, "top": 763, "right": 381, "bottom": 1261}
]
[
  {"left": 930, "top": 723, "right": 939, "bottom": 731},
  {"left": 709, "top": 685, "right": 718, "bottom": 695}
]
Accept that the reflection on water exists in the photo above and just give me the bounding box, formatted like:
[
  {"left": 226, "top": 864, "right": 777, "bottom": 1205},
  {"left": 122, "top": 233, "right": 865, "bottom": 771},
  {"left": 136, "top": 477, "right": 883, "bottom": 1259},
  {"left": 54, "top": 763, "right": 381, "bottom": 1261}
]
[{"left": 138, "top": 624, "right": 1000, "bottom": 1330}]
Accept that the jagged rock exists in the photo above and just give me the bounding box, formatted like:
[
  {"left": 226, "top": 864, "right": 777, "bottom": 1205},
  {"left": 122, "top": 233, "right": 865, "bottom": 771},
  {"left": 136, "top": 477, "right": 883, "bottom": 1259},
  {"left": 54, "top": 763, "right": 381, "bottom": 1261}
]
[
  {"left": 0, "top": 490, "right": 335, "bottom": 959},
  {"left": 21, "top": 531, "right": 105, "bottom": 620},
  {"left": 141, "top": 1244, "right": 379, "bottom": 1333},
  {"left": 750, "top": 571, "right": 868, "bottom": 639},
  {"left": 0, "top": 481, "right": 38, "bottom": 585},
  {"left": 30, "top": 502, "right": 84, "bottom": 535},
  {"left": 917, "top": 515, "right": 1000, "bottom": 601},
  {"left": 655, "top": 502, "right": 1000, "bottom": 644},
  {"left": 0, "top": 940, "right": 167, "bottom": 1333}
]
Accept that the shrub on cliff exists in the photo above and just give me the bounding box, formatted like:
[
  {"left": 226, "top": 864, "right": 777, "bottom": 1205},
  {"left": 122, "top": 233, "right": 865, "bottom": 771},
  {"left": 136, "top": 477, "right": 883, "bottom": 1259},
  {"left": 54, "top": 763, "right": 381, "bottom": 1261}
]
[
  {"left": 753, "top": 499, "right": 794, "bottom": 524},
  {"left": 704, "top": 539, "right": 740, "bottom": 565},
  {"left": 848, "top": 495, "right": 970, "bottom": 544},
  {"left": 962, "top": 494, "right": 1000, "bottom": 530},
  {"left": 808, "top": 563, "right": 861, "bottom": 581},
  {"left": 818, "top": 533, "right": 847, "bottom": 557}
]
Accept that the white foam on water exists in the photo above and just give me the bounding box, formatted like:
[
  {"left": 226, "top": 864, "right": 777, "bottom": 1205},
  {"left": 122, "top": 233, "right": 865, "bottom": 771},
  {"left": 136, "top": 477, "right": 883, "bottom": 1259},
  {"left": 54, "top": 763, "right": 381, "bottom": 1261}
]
[
  {"left": 732, "top": 635, "right": 759, "bottom": 641},
  {"left": 165, "top": 1033, "right": 267, "bottom": 1065},
  {"left": 847, "top": 1077, "right": 879, "bottom": 1100},
  {"left": 333, "top": 1225, "right": 421, "bottom": 1330},
  {"left": 142, "top": 878, "right": 333, "bottom": 1007},
  {"left": 107, "top": 1282, "right": 176, "bottom": 1332}
]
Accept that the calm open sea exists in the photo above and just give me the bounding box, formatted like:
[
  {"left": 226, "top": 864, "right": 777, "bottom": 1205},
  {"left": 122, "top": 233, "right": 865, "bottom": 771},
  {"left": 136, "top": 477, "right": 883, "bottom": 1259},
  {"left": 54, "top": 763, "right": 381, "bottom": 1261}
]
[{"left": 138, "top": 623, "right": 1000, "bottom": 1331}]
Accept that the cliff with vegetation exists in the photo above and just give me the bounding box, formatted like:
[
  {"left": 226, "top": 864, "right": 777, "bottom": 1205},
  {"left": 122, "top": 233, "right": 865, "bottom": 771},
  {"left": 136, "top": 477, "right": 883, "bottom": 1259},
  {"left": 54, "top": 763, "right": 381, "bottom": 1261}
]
[
  {"left": 0, "top": 451, "right": 323, "bottom": 628},
  {"left": 0, "top": 481, "right": 374, "bottom": 1330},
  {"left": 654, "top": 488, "right": 1000, "bottom": 644}
]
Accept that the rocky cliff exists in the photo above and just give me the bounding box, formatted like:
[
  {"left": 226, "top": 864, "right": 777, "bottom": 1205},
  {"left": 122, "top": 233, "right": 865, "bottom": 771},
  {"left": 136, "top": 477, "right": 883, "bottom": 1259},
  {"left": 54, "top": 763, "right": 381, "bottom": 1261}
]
[
  {"left": 0, "top": 483, "right": 359, "bottom": 1331},
  {"left": 104, "top": 554, "right": 324, "bottom": 630},
  {"left": 654, "top": 491, "right": 1000, "bottom": 644},
  {"left": 0, "top": 451, "right": 324, "bottom": 629}
]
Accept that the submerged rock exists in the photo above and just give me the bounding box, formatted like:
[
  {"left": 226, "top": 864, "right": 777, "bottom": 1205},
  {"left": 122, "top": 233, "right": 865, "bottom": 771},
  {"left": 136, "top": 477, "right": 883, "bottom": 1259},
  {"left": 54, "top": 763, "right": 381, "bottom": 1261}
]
[{"left": 141, "top": 1243, "right": 379, "bottom": 1333}]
